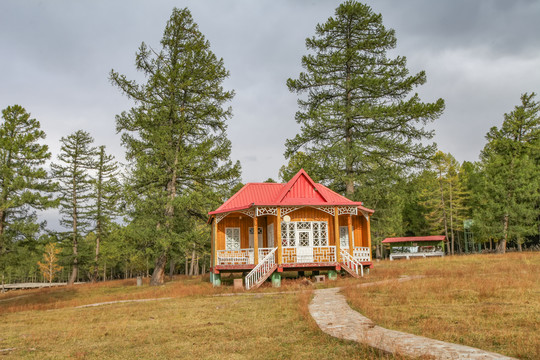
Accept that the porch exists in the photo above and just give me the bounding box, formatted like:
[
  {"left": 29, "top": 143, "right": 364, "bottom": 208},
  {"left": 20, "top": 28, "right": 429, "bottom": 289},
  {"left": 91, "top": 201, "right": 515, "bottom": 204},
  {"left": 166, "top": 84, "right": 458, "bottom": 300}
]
[{"left": 216, "top": 246, "right": 371, "bottom": 268}]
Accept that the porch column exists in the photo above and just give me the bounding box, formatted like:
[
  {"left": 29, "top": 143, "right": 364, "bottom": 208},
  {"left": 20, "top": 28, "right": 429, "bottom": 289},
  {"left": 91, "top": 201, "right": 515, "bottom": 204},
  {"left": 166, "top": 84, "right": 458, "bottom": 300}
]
[
  {"left": 253, "top": 214, "right": 259, "bottom": 265},
  {"left": 276, "top": 207, "right": 282, "bottom": 265},
  {"left": 367, "top": 214, "right": 372, "bottom": 261},
  {"left": 213, "top": 218, "right": 218, "bottom": 268},
  {"left": 334, "top": 206, "right": 341, "bottom": 262},
  {"left": 347, "top": 215, "right": 354, "bottom": 256}
]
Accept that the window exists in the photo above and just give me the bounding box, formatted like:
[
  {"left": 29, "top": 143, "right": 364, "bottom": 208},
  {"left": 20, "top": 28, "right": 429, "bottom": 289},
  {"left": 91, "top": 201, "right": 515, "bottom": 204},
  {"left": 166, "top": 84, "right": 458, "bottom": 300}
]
[
  {"left": 248, "top": 227, "right": 263, "bottom": 248},
  {"left": 339, "top": 226, "right": 354, "bottom": 249},
  {"left": 281, "top": 221, "right": 328, "bottom": 247},
  {"left": 225, "top": 227, "right": 240, "bottom": 250}
]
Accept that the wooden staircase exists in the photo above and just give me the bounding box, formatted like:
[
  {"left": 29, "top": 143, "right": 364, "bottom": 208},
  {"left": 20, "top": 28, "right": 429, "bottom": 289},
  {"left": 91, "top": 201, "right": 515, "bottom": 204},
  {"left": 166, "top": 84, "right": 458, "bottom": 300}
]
[
  {"left": 340, "top": 249, "right": 364, "bottom": 278},
  {"left": 245, "top": 248, "right": 278, "bottom": 290}
]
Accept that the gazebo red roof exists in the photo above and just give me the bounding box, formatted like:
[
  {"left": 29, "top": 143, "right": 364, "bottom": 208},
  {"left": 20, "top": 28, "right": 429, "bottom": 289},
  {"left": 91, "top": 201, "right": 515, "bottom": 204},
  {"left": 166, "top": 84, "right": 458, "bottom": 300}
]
[
  {"left": 209, "top": 169, "right": 374, "bottom": 215},
  {"left": 382, "top": 236, "right": 446, "bottom": 244}
]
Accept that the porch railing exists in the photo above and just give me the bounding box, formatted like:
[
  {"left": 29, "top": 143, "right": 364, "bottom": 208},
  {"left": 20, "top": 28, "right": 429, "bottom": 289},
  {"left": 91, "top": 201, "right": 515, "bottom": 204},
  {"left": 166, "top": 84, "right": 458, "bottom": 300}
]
[
  {"left": 258, "top": 248, "right": 275, "bottom": 262},
  {"left": 282, "top": 246, "right": 336, "bottom": 264},
  {"left": 353, "top": 247, "right": 370, "bottom": 262},
  {"left": 217, "top": 249, "right": 254, "bottom": 265}
]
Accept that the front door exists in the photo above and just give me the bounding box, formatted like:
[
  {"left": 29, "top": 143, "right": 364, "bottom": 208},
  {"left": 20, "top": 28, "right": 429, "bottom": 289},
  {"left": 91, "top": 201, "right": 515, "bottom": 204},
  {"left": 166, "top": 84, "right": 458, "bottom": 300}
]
[{"left": 296, "top": 229, "right": 313, "bottom": 263}]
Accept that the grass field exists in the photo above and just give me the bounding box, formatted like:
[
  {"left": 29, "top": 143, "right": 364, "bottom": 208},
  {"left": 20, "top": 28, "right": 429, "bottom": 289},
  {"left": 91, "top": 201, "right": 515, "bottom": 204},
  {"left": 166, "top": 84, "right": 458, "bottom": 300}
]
[
  {"left": 0, "top": 276, "right": 391, "bottom": 359},
  {"left": 344, "top": 252, "right": 540, "bottom": 359},
  {"left": 1, "top": 253, "right": 537, "bottom": 359}
]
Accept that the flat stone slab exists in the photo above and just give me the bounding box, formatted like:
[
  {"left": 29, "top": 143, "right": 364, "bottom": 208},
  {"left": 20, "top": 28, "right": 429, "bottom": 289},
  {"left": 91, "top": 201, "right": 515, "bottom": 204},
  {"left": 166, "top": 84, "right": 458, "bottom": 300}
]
[{"left": 309, "top": 285, "right": 515, "bottom": 360}]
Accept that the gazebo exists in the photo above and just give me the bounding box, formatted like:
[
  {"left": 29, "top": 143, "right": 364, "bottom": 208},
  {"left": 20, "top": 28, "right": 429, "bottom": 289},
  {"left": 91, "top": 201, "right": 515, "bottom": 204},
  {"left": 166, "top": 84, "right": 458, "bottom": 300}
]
[{"left": 382, "top": 236, "right": 446, "bottom": 260}]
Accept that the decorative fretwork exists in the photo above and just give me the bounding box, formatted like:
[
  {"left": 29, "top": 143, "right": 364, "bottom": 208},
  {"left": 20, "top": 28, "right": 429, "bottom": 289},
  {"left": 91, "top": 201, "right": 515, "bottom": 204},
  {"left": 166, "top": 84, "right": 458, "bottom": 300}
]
[
  {"left": 257, "top": 207, "right": 277, "bottom": 217},
  {"left": 315, "top": 206, "right": 335, "bottom": 216},
  {"left": 215, "top": 213, "right": 228, "bottom": 223},
  {"left": 338, "top": 206, "right": 358, "bottom": 216},
  {"left": 353, "top": 247, "right": 371, "bottom": 262},
  {"left": 281, "top": 246, "right": 336, "bottom": 264},
  {"left": 359, "top": 210, "right": 370, "bottom": 220},
  {"left": 217, "top": 248, "right": 254, "bottom": 265},
  {"left": 239, "top": 208, "right": 256, "bottom": 218},
  {"left": 280, "top": 206, "right": 301, "bottom": 217}
]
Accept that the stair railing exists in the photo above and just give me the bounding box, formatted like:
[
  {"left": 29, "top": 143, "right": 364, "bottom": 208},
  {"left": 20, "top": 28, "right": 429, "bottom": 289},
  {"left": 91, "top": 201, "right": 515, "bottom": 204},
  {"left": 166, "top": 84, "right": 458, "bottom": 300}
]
[
  {"left": 340, "top": 249, "right": 364, "bottom": 277},
  {"left": 245, "top": 247, "right": 278, "bottom": 290}
]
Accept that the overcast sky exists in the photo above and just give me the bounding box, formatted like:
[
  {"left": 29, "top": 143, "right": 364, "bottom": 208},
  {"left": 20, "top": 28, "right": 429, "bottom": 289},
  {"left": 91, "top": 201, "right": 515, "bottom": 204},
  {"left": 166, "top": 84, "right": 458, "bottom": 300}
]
[{"left": 2, "top": 0, "right": 540, "bottom": 186}]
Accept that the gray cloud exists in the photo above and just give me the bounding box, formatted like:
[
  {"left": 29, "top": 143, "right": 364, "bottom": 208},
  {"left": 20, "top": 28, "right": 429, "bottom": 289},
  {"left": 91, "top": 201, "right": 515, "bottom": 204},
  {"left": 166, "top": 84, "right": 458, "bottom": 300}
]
[{"left": 1, "top": 0, "right": 539, "bottom": 191}]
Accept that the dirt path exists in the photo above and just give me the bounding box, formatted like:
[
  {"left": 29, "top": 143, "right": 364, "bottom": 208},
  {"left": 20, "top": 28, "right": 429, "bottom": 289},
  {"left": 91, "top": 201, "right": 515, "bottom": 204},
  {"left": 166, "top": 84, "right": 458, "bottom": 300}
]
[{"left": 309, "top": 279, "right": 515, "bottom": 360}]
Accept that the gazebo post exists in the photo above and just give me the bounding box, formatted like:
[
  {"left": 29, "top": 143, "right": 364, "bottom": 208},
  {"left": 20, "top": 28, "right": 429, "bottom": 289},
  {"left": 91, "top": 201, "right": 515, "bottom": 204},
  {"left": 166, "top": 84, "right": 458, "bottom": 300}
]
[{"left": 347, "top": 215, "right": 354, "bottom": 256}]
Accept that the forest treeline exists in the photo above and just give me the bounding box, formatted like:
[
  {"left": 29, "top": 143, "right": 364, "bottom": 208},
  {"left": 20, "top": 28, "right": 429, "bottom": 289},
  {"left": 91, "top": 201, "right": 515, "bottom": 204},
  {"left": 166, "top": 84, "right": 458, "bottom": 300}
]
[{"left": 1, "top": 2, "right": 539, "bottom": 285}]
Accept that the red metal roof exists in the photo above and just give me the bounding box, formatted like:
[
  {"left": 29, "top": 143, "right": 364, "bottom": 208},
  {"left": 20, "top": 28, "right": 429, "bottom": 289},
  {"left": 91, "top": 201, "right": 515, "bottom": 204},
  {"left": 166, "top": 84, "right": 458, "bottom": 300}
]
[
  {"left": 382, "top": 236, "right": 446, "bottom": 243},
  {"left": 209, "top": 169, "right": 374, "bottom": 215}
]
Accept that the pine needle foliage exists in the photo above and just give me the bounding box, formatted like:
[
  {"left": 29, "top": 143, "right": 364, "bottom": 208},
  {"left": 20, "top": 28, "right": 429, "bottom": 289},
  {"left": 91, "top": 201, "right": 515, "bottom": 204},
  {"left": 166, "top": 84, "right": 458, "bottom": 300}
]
[
  {"left": 110, "top": 8, "right": 240, "bottom": 285},
  {"left": 285, "top": 0, "right": 444, "bottom": 198},
  {"left": 0, "top": 105, "right": 57, "bottom": 265},
  {"left": 475, "top": 93, "right": 540, "bottom": 252},
  {"left": 51, "top": 130, "right": 97, "bottom": 284}
]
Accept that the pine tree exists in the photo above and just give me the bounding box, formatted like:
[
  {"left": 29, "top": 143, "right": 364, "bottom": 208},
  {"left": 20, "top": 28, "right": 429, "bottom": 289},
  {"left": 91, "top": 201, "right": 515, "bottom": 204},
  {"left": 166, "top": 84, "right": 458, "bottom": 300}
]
[
  {"left": 89, "top": 146, "right": 120, "bottom": 282},
  {"left": 110, "top": 8, "right": 241, "bottom": 285},
  {"left": 476, "top": 93, "right": 540, "bottom": 253},
  {"left": 51, "top": 130, "right": 97, "bottom": 284},
  {"left": 285, "top": 0, "right": 444, "bottom": 198},
  {"left": 0, "top": 105, "right": 57, "bottom": 268}
]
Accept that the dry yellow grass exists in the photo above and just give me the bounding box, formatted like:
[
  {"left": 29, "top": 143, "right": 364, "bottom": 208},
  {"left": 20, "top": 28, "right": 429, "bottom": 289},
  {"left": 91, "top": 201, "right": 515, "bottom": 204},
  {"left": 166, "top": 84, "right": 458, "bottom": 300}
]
[
  {"left": 344, "top": 252, "right": 540, "bottom": 359},
  {"left": 0, "top": 276, "right": 393, "bottom": 359}
]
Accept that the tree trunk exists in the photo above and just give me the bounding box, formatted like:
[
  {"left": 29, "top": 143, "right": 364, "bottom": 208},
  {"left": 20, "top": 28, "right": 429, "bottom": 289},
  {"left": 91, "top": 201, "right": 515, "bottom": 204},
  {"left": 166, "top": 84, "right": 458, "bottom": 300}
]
[
  {"left": 498, "top": 214, "right": 509, "bottom": 254},
  {"left": 517, "top": 242, "right": 522, "bottom": 252},
  {"left": 189, "top": 248, "right": 196, "bottom": 276},
  {"left": 185, "top": 257, "right": 188, "bottom": 275},
  {"left": 449, "top": 182, "right": 455, "bottom": 255},
  {"left": 169, "top": 258, "right": 175, "bottom": 279},
  {"left": 438, "top": 168, "right": 450, "bottom": 255},
  {"left": 150, "top": 251, "right": 167, "bottom": 285}
]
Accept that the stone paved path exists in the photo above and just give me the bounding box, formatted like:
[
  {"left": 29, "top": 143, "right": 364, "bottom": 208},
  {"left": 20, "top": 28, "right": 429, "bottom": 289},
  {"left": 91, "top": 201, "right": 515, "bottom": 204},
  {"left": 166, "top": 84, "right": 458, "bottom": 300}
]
[{"left": 309, "top": 284, "right": 516, "bottom": 360}]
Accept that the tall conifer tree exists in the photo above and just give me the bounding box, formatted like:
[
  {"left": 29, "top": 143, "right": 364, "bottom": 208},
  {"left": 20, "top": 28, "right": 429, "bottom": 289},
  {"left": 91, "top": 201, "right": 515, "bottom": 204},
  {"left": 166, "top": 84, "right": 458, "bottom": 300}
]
[
  {"left": 110, "top": 8, "right": 240, "bottom": 285},
  {"left": 285, "top": 1, "right": 444, "bottom": 198},
  {"left": 51, "top": 130, "right": 96, "bottom": 284},
  {"left": 476, "top": 93, "right": 540, "bottom": 253},
  {"left": 0, "top": 105, "right": 56, "bottom": 265},
  {"left": 89, "top": 146, "right": 120, "bottom": 282}
]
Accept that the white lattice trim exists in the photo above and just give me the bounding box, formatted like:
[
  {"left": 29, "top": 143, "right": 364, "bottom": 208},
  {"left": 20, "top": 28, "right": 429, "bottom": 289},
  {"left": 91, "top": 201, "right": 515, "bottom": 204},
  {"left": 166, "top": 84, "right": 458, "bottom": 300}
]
[
  {"left": 257, "top": 207, "right": 277, "bottom": 217},
  {"left": 280, "top": 206, "right": 302, "bottom": 217},
  {"left": 215, "top": 213, "right": 228, "bottom": 223},
  {"left": 315, "top": 206, "right": 335, "bottom": 216},
  {"left": 239, "top": 208, "right": 255, "bottom": 218},
  {"left": 338, "top": 206, "right": 358, "bottom": 216}
]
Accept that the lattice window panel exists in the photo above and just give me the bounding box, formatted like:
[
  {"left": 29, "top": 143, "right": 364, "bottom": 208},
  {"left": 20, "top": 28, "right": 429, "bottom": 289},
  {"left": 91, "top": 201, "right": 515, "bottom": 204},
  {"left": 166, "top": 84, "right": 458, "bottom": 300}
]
[
  {"left": 315, "top": 206, "right": 335, "bottom": 216},
  {"left": 225, "top": 228, "right": 240, "bottom": 250},
  {"left": 257, "top": 207, "right": 277, "bottom": 217},
  {"left": 249, "top": 227, "right": 263, "bottom": 235},
  {"left": 338, "top": 206, "right": 358, "bottom": 216},
  {"left": 298, "top": 231, "right": 310, "bottom": 246},
  {"left": 297, "top": 221, "right": 310, "bottom": 230}
]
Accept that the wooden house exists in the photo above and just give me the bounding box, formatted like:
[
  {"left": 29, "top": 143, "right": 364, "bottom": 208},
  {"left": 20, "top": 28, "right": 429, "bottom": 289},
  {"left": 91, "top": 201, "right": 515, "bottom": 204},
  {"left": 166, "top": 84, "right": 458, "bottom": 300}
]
[
  {"left": 383, "top": 236, "right": 446, "bottom": 260},
  {"left": 208, "top": 169, "right": 374, "bottom": 289}
]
